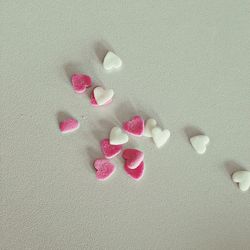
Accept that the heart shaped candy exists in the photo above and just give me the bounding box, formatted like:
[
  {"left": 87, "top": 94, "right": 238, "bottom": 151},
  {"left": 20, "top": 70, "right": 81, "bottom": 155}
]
[
  {"left": 124, "top": 161, "right": 144, "bottom": 180},
  {"left": 190, "top": 135, "right": 210, "bottom": 154},
  {"left": 92, "top": 87, "right": 114, "bottom": 106},
  {"left": 110, "top": 127, "right": 129, "bottom": 145},
  {"left": 94, "top": 159, "right": 115, "bottom": 180},
  {"left": 122, "top": 149, "right": 144, "bottom": 169},
  {"left": 90, "top": 87, "right": 112, "bottom": 107},
  {"left": 59, "top": 118, "right": 79, "bottom": 134},
  {"left": 71, "top": 74, "right": 92, "bottom": 93},
  {"left": 232, "top": 171, "right": 250, "bottom": 191},
  {"left": 152, "top": 127, "right": 170, "bottom": 148},
  {"left": 103, "top": 51, "right": 122, "bottom": 71},
  {"left": 123, "top": 116, "right": 144, "bottom": 137},
  {"left": 101, "top": 139, "right": 122, "bottom": 159},
  {"left": 143, "top": 118, "right": 157, "bottom": 137}
]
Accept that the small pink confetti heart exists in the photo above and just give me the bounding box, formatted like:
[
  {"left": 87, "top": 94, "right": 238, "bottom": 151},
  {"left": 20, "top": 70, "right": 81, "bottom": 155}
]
[
  {"left": 94, "top": 159, "right": 115, "bottom": 180},
  {"left": 71, "top": 73, "right": 92, "bottom": 93},
  {"left": 123, "top": 115, "right": 144, "bottom": 136},
  {"left": 90, "top": 87, "right": 112, "bottom": 107},
  {"left": 122, "top": 149, "right": 144, "bottom": 169},
  {"left": 59, "top": 118, "right": 79, "bottom": 134},
  {"left": 101, "top": 139, "right": 122, "bottom": 159},
  {"left": 124, "top": 161, "right": 144, "bottom": 180}
]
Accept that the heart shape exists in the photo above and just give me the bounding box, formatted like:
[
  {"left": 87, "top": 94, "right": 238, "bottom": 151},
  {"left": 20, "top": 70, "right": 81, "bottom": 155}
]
[
  {"left": 232, "top": 171, "right": 250, "bottom": 191},
  {"left": 143, "top": 118, "right": 157, "bottom": 137},
  {"left": 94, "top": 159, "right": 115, "bottom": 180},
  {"left": 110, "top": 127, "right": 129, "bottom": 145},
  {"left": 190, "top": 135, "right": 210, "bottom": 154},
  {"left": 71, "top": 73, "right": 92, "bottom": 93},
  {"left": 90, "top": 87, "right": 112, "bottom": 107},
  {"left": 152, "top": 127, "right": 170, "bottom": 148},
  {"left": 123, "top": 116, "right": 144, "bottom": 136},
  {"left": 101, "top": 139, "right": 122, "bottom": 159},
  {"left": 93, "top": 87, "right": 114, "bottom": 106},
  {"left": 59, "top": 118, "right": 79, "bottom": 134},
  {"left": 122, "top": 149, "right": 144, "bottom": 169},
  {"left": 124, "top": 161, "right": 144, "bottom": 180},
  {"left": 103, "top": 51, "right": 122, "bottom": 71}
]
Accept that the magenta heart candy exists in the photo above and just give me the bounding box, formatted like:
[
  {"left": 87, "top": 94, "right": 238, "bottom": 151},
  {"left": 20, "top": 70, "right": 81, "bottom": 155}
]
[
  {"left": 123, "top": 115, "right": 144, "bottom": 136},
  {"left": 90, "top": 87, "right": 112, "bottom": 107},
  {"left": 94, "top": 159, "right": 115, "bottom": 180},
  {"left": 122, "top": 149, "right": 144, "bottom": 169},
  {"left": 124, "top": 161, "right": 144, "bottom": 180},
  {"left": 71, "top": 73, "right": 92, "bottom": 93},
  {"left": 101, "top": 139, "right": 122, "bottom": 159},
  {"left": 59, "top": 118, "right": 79, "bottom": 134}
]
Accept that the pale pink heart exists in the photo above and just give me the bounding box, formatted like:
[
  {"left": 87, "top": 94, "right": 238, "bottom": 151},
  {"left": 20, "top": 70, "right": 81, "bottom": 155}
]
[{"left": 94, "top": 159, "right": 115, "bottom": 180}]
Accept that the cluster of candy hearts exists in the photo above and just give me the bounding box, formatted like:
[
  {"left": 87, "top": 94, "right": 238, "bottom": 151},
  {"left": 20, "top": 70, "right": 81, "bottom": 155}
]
[
  {"left": 59, "top": 51, "right": 120, "bottom": 132},
  {"left": 59, "top": 51, "right": 250, "bottom": 191},
  {"left": 93, "top": 115, "right": 171, "bottom": 181},
  {"left": 71, "top": 73, "right": 114, "bottom": 107},
  {"left": 59, "top": 117, "right": 250, "bottom": 190}
]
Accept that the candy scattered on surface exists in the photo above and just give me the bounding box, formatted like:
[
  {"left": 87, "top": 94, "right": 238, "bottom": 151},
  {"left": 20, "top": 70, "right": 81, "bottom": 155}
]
[
  {"left": 123, "top": 115, "right": 144, "bottom": 137},
  {"left": 122, "top": 149, "right": 144, "bottom": 169},
  {"left": 101, "top": 139, "right": 122, "bottom": 159},
  {"left": 190, "top": 135, "right": 210, "bottom": 154},
  {"left": 143, "top": 118, "right": 157, "bottom": 137},
  {"left": 232, "top": 171, "right": 250, "bottom": 191},
  {"left": 64, "top": 58, "right": 234, "bottom": 187},
  {"left": 152, "top": 127, "right": 170, "bottom": 148},
  {"left": 124, "top": 161, "right": 144, "bottom": 180},
  {"left": 71, "top": 73, "right": 92, "bottom": 93},
  {"left": 103, "top": 51, "right": 122, "bottom": 71},
  {"left": 94, "top": 159, "right": 115, "bottom": 180},
  {"left": 110, "top": 127, "right": 129, "bottom": 145},
  {"left": 92, "top": 87, "right": 114, "bottom": 106},
  {"left": 59, "top": 118, "right": 79, "bottom": 134}
]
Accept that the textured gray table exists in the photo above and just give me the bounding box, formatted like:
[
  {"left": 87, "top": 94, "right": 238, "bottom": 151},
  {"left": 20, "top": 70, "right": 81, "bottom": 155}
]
[{"left": 1, "top": 1, "right": 250, "bottom": 249}]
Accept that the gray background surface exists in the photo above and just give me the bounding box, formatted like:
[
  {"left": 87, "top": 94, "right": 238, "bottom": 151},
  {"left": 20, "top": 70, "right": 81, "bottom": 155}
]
[{"left": 1, "top": 1, "right": 250, "bottom": 249}]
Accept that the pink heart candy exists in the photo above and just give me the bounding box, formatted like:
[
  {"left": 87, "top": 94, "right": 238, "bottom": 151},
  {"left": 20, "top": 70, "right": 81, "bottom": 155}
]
[
  {"left": 122, "top": 149, "right": 144, "bottom": 169},
  {"left": 123, "top": 115, "right": 144, "bottom": 136},
  {"left": 90, "top": 87, "right": 112, "bottom": 107},
  {"left": 59, "top": 118, "right": 79, "bottom": 134},
  {"left": 71, "top": 73, "right": 92, "bottom": 93},
  {"left": 101, "top": 139, "right": 122, "bottom": 159},
  {"left": 94, "top": 159, "right": 115, "bottom": 180},
  {"left": 124, "top": 161, "right": 144, "bottom": 180}
]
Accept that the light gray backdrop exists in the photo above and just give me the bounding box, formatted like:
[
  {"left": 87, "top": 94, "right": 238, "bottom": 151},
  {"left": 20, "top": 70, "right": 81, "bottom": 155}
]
[{"left": 1, "top": 1, "right": 250, "bottom": 249}]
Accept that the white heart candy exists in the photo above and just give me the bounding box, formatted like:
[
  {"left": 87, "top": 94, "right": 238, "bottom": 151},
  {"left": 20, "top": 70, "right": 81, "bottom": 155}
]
[
  {"left": 94, "top": 87, "right": 114, "bottom": 106},
  {"left": 143, "top": 118, "right": 157, "bottom": 137},
  {"left": 103, "top": 51, "right": 122, "bottom": 71},
  {"left": 232, "top": 171, "right": 250, "bottom": 191},
  {"left": 110, "top": 127, "right": 129, "bottom": 145},
  {"left": 190, "top": 135, "right": 210, "bottom": 154},
  {"left": 152, "top": 127, "right": 170, "bottom": 148}
]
